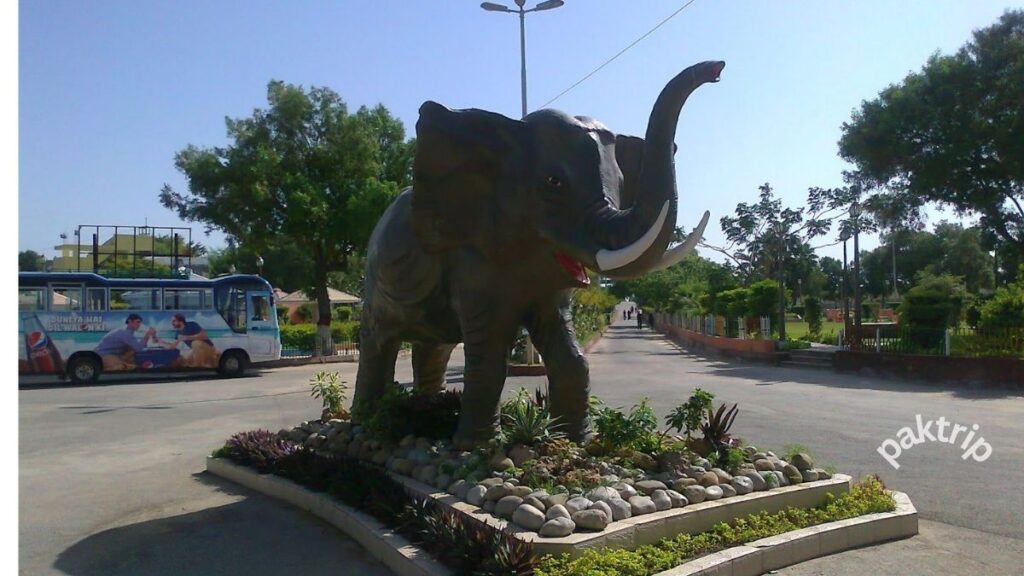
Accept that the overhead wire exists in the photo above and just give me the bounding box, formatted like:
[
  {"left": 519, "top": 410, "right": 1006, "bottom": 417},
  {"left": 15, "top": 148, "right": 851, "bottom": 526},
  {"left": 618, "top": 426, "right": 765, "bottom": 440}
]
[{"left": 539, "top": 0, "right": 700, "bottom": 109}]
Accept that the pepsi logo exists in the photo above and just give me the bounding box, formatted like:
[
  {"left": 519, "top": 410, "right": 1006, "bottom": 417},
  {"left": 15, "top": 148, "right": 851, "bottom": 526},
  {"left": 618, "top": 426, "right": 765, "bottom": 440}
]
[{"left": 28, "top": 331, "right": 48, "bottom": 351}]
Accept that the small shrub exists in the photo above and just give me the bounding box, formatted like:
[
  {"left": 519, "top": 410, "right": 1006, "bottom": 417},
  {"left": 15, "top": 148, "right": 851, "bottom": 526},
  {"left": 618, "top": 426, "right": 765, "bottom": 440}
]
[
  {"left": 276, "top": 306, "right": 290, "bottom": 324},
  {"left": 501, "top": 388, "right": 565, "bottom": 445},
  {"left": 592, "top": 398, "right": 659, "bottom": 454},
  {"left": 692, "top": 402, "right": 738, "bottom": 457},
  {"left": 662, "top": 388, "right": 715, "bottom": 442},
  {"left": 352, "top": 382, "right": 462, "bottom": 442},
  {"left": 310, "top": 370, "right": 348, "bottom": 421},
  {"left": 804, "top": 296, "right": 822, "bottom": 335},
  {"left": 219, "top": 430, "right": 300, "bottom": 473}
]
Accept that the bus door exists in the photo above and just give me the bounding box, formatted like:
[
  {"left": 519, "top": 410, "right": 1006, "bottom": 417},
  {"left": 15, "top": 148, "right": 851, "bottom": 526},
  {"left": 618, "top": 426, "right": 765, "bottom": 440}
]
[{"left": 245, "top": 289, "right": 276, "bottom": 356}]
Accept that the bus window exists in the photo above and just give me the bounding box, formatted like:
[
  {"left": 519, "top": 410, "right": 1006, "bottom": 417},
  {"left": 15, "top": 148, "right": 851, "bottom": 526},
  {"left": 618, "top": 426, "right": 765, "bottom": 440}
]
[
  {"left": 164, "top": 288, "right": 204, "bottom": 310},
  {"left": 50, "top": 285, "right": 82, "bottom": 311},
  {"left": 230, "top": 291, "right": 247, "bottom": 331},
  {"left": 110, "top": 288, "right": 162, "bottom": 310},
  {"left": 251, "top": 294, "right": 270, "bottom": 321},
  {"left": 19, "top": 288, "right": 45, "bottom": 311},
  {"left": 87, "top": 288, "right": 107, "bottom": 312},
  {"left": 201, "top": 288, "right": 214, "bottom": 309}
]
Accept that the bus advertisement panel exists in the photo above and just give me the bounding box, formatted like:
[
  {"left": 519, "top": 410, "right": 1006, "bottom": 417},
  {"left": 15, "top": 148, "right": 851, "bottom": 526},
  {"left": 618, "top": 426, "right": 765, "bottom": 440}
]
[{"left": 18, "top": 309, "right": 279, "bottom": 376}]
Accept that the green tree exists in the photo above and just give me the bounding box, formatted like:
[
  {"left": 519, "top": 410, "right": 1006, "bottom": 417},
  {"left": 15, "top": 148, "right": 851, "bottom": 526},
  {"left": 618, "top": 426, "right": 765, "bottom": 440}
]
[
  {"left": 817, "top": 256, "right": 843, "bottom": 301},
  {"left": 161, "top": 81, "right": 412, "bottom": 343},
  {"left": 840, "top": 10, "right": 1024, "bottom": 252},
  {"left": 19, "top": 250, "right": 45, "bottom": 271}
]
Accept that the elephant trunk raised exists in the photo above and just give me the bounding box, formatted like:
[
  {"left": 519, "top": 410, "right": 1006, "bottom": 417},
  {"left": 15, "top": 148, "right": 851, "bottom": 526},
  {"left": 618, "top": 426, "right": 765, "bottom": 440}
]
[{"left": 590, "top": 61, "right": 724, "bottom": 278}]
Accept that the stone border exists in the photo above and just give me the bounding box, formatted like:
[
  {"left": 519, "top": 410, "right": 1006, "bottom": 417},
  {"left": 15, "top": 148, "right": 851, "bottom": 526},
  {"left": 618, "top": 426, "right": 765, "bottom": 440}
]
[
  {"left": 206, "top": 457, "right": 452, "bottom": 576},
  {"left": 652, "top": 490, "right": 918, "bottom": 575},
  {"left": 208, "top": 458, "right": 916, "bottom": 576},
  {"left": 393, "top": 473, "right": 853, "bottom": 558}
]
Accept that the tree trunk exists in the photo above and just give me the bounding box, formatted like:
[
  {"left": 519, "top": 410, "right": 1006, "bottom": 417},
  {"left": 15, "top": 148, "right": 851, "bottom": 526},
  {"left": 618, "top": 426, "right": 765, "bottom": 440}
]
[{"left": 314, "top": 265, "right": 333, "bottom": 357}]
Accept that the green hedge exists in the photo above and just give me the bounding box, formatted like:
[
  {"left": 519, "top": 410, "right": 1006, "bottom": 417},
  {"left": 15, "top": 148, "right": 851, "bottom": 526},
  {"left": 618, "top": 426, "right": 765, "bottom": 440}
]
[
  {"left": 280, "top": 321, "right": 360, "bottom": 349},
  {"left": 536, "top": 476, "right": 895, "bottom": 576}
]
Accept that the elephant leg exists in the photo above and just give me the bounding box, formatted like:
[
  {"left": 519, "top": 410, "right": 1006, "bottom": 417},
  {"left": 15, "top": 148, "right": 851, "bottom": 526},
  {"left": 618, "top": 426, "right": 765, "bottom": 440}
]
[
  {"left": 412, "top": 343, "right": 456, "bottom": 395},
  {"left": 353, "top": 329, "right": 401, "bottom": 411},
  {"left": 453, "top": 310, "right": 517, "bottom": 449},
  {"left": 526, "top": 294, "right": 592, "bottom": 442}
]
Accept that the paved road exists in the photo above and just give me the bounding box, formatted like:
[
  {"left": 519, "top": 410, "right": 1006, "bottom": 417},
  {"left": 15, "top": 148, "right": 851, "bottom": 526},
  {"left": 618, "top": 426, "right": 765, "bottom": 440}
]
[
  {"left": 20, "top": 309, "right": 1024, "bottom": 574},
  {"left": 19, "top": 365, "right": 398, "bottom": 576}
]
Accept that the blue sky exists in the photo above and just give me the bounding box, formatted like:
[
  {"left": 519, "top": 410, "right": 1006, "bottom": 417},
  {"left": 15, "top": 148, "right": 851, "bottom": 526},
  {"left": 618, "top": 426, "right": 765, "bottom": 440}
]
[{"left": 17, "top": 0, "right": 1022, "bottom": 264}]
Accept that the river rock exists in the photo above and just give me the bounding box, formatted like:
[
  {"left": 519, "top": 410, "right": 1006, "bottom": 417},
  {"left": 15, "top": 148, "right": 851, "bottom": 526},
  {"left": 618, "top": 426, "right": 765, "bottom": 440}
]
[
  {"left": 589, "top": 500, "right": 613, "bottom": 520},
  {"left": 801, "top": 469, "right": 820, "bottom": 482},
  {"left": 543, "top": 493, "right": 569, "bottom": 509},
  {"left": 482, "top": 499, "right": 496, "bottom": 513},
  {"left": 711, "top": 468, "right": 733, "bottom": 483},
  {"left": 773, "top": 459, "right": 788, "bottom": 472},
  {"left": 628, "top": 495, "right": 656, "bottom": 515},
  {"left": 719, "top": 483, "right": 737, "bottom": 498},
  {"left": 491, "top": 457, "right": 514, "bottom": 472},
  {"left": 509, "top": 444, "right": 537, "bottom": 467},
  {"left": 666, "top": 489, "right": 688, "bottom": 508},
  {"left": 523, "top": 495, "right": 546, "bottom": 511},
  {"left": 417, "top": 465, "right": 437, "bottom": 484},
  {"left": 480, "top": 477, "right": 505, "bottom": 488},
  {"left": 682, "top": 485, "right": 706, "bottom": 504},
  {"left": 539, "top": 517, "right": 575, "bottom": 537},
  {"left": 754, "top": 459, "right": 775, "bottom": 472},
  {"left": 566, "top": 497, "right": 592, "bottom": 515},
  {"left": 587, "top": 486, "right": 620, "bottom": 503},
  {"left": 783, "top": 465, "right": 803, "bottom": 485},
  {"left": 773, "top": 470, "right": 789, "bottom": 487},
  {"left": 607, "top": 498, "right": 633, "bottom": 520},
  {"left": 699, "top": 472, "right": 720, "bottom": 487},
  {"left": 495, "top": 495, "right": 524, "bottom": 519},
  {"left": 672, "top": 477, "right": 698, "bottom": 491},
  {"left": 572, "top": 509, "right": 609, "bottom": 531},
  {"left": 465, "top": 485, "right": 487, "bottom": 506},
  {"left": 651, "top": 489, "right": 672, "bottom": 511},
  {"left": 790, "top": 453, "right": 815, "bottom": 471},
  {"left": 485, "top": 484, "right": 512, "bottom": 501},
  {"left": 744, "top": 472, "right": 767, "bottom": 491},
  {"left": 513, "top": 503, "right": 546, "bottom": 530},
  {"left": 545, "top": 504, "right": 571, "bottom": 521},
  {"left": 731, "top": 476, "right": 754, "bottom": 495},
  {"left": 814, "top": 468, "right": 832, "bottom": 480},
  {"left": 634, "top": 480, "right": 668, "bottom": 495},
  {"left": 704, "top": 485, "right": 724, "bottom": 500},
  {"left": 511, "top": 485, "right": 534, "bottom": 498},
  {"left": 614, "top": 482, "right": 638, "bottom": 500}
]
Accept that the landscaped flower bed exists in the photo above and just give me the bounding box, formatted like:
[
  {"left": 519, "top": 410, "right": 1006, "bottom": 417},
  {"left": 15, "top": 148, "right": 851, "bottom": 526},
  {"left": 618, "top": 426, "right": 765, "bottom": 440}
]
[{"left": 210, "top": 372, "right": 899, "bottom": 575}]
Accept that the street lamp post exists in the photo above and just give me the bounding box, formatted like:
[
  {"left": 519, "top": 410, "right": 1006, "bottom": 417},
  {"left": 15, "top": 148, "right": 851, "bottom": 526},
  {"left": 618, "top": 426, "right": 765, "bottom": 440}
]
[
  {"left": 480, "top": 0, "right": 565, "bottom": 119},
  {"left": 482, "top": 0, "right": 564, "bottom": 365},
  {"left": 849, "top": 202, "right": 863, "bottom": 348},
  {"left": 840, "top": 229, "right": 850, "bottom": 345}
]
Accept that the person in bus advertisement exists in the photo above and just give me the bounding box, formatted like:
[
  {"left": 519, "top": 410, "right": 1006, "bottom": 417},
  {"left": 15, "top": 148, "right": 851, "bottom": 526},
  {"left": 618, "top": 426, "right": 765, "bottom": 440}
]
[
  {"left": 156, "top": 313, "right": 220, "bottom": 368},
  {"left": 94, "top": 313, "right": 158, "bottom": 370}
]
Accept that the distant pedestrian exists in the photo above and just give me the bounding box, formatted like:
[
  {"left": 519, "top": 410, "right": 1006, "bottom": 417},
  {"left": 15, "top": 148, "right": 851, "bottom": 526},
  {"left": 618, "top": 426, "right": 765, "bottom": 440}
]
[{"left": 637, "top": 309, "right": 644, "bottom": 329}]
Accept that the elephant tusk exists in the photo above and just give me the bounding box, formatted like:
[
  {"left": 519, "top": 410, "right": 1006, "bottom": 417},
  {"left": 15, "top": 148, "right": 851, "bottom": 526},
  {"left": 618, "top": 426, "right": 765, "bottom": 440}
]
[
  {"left": 648, "top": 210, "right": 711, "bottom": 272},
  {"left": 596, "top": 201, "right": 669, "bottom": 272}
]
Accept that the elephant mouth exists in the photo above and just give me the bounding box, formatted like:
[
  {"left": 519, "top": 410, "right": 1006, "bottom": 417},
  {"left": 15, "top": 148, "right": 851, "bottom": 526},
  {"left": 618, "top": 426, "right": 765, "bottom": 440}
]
[{"left": 554, "top": 252, "right": 591, "bottom": 287}]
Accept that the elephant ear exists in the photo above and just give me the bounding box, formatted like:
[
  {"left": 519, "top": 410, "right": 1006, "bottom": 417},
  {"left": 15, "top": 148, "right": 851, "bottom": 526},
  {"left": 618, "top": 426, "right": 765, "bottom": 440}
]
[
  {"left": 614, "top": 134, "right": 678, "bottom": 210},
  {"left": 412, "top": 101, "right": 528, "bottom": 253}
]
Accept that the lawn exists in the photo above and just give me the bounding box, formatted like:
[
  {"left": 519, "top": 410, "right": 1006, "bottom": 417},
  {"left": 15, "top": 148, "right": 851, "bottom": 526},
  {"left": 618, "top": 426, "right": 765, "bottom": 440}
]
[{"left": 785, "top": 320, "right": 844, "bottom": 343}]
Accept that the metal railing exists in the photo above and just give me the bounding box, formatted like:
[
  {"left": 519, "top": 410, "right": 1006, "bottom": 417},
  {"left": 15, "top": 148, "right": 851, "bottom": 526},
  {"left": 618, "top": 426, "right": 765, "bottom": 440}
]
[
  {"left": 657, "top": 313, "right": 773, "bottom": 340},
  {"left": 842, "top": 324, "right": 1024, "bottom": 358},
  {"left": 280, "top": 342, "right": 360, "bottom": 359}
]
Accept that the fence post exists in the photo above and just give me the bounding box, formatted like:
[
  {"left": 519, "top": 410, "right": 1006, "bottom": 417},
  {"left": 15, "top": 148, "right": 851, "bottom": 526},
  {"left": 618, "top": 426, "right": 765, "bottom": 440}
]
[
  {"left": 944, "top": 329, "right": 951, "bottom": 356},
  {"left": 875, "top": 327, "right": 880, "bottom": 353}
]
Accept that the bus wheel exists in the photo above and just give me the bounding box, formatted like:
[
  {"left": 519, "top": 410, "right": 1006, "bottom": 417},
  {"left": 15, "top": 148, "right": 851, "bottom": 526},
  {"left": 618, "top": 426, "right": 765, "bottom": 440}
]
[
  {"left": 68, "top": 355, "right": 101, "bottom": 385},
  {"left": 218, "top": 351, "right": 247, "bottom": 378}
]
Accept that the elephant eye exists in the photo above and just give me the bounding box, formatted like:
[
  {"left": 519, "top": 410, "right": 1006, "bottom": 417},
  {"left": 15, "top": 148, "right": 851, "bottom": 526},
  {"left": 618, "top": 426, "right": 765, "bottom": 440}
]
[{"left": 546, "top": 175, "right": 563, "bottom": 189}]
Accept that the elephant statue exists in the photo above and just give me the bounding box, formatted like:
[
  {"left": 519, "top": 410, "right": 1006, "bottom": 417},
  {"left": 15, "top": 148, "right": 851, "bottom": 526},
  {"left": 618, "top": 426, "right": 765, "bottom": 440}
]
[{"left": 353, "top": 61, "right": 724, "bottom": 448}]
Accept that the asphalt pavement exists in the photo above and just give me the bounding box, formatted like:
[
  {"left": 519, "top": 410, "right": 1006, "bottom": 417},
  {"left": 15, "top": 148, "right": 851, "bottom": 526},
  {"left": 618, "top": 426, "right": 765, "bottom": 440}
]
[{"left": 18, "top": 307, "right": 1024, "bottom": 574}]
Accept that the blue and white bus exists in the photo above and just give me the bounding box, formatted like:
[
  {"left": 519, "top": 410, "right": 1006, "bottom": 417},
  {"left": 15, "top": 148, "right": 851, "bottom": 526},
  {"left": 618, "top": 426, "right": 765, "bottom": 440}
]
[{"left": 18, "top": 272, "right": 281, "bottom": 384}]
